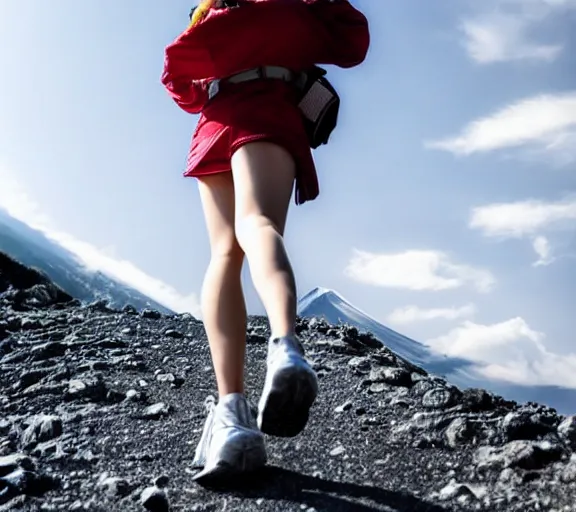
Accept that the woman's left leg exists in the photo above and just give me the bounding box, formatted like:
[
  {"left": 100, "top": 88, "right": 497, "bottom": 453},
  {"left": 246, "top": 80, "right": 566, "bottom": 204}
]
[{"left": 197, "top": 172, "right": 247, "bottom": 397}]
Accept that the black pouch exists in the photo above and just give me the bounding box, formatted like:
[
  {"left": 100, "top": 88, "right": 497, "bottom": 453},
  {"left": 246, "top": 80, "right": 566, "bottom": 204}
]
[{"left": 297, "top": 66, "right": 341, "bottom": 149}]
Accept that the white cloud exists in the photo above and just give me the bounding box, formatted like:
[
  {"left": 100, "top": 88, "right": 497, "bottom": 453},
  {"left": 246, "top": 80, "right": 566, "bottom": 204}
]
[
  {"left": 344, "top": 249, "right": 495, "bottom": 293},
  {"left": 526, "top": 130, "right": 576, "bottom": 167},
  {"left": 387, "top": 303, "right": 477, "bottom": 325},
  {"left": 531, "top": 235, "right": 555, "bottom": 266},
  {"left": 427, "top": 317, "right": 543, "bottom": 360},
  {"left": 459, "top": 0, "right": 576, "bottom": 64},
  {"left": 469, "top": 198, "right": 576, "bottom": 266},
  {"left": 426, "top": 317, "right": 576, "bottom": 387},
  {"left": 469, "top": 198, "right": 576, "bottom": 238},
  {"left": 425, "top": 92, "right": 576, "bottom": 163},
  {"left": 0, "top": 163, "right": 201, "bottom": 317},
  {"left": 461, "top": 15, "right": 560, "bottom": 64}
]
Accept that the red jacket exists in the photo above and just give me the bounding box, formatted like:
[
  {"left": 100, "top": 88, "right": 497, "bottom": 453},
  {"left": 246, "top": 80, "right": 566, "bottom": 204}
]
[{"left": 161, "top": 0, "right": 370, "bottom": 205}]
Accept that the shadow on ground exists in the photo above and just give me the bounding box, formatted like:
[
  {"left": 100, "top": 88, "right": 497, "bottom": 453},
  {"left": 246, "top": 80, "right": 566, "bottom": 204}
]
[{"left": 202, "top": 466, "right": 451, "bottom": 512}]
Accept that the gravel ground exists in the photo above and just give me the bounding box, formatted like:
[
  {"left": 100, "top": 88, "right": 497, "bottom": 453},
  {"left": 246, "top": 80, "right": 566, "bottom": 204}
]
[{"left": 1, "top": 252, "right": 576, "bottom": 511}]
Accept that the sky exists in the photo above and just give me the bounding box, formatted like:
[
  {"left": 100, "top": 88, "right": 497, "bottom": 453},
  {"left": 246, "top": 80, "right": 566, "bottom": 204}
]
[{"left": 0, "top": 0, "right": 575, "bottom": 389}]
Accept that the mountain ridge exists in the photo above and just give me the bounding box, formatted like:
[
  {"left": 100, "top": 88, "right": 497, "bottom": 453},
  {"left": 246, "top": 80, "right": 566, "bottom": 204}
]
[
  {"left": 298, "top": 287, "right": 450, "bottom": 365},
  {"left": 0, "top": 208, "right": 174, "bottom": 315},
  {"left": 2, "top": 204, "right": 575, "bottom": 416},
  {"left": 297, "top": 286, "right": 576, "bottom": 415}
]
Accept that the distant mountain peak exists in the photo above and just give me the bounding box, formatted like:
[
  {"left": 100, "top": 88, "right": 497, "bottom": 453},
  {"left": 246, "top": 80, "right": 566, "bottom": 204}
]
[
  {"left": 297, "top": 286, "right": 471, "bottom": 372},
  {"left": 302, "top": 286, "right": 333, "bottom": 297},
  {"left": 296, "top": 286, "right": 576, "bottom": 413},
  {"left": 298, "top": 286, "right": 346, "bottom": 311}
]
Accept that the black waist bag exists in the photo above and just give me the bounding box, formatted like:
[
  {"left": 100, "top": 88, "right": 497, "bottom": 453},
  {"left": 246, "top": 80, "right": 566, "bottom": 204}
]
[{"left": 296, "top": 66, "right": 341, "bottom": 149}]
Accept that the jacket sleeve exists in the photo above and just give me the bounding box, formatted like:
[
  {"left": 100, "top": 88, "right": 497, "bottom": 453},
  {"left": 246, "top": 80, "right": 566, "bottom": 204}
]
[
  {"left": 306, "top": 0, "right": 370, "bottom": 68},
  {"left": 161, "top": 73, "right": 209, "bottom": 114},
  {"left": 160, "top": 30, "right": 213, "bottom": 113}
]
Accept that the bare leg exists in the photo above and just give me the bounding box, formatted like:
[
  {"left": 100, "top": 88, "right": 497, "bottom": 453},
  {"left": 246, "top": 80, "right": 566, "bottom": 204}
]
[
  {"left": 231, "top": 141, "right": 297, "bottom": 339},
  {"left": 197, "top": 172, "right": 246, "bottom": 397}
]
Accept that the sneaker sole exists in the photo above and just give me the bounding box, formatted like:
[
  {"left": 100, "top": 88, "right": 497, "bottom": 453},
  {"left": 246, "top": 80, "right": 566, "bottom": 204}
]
[
  {"left": 193, "top": 445, "right": 267, "bottom": 486},
  {"left": 258, "top": 362, "right": 318, "bottom": 437}
]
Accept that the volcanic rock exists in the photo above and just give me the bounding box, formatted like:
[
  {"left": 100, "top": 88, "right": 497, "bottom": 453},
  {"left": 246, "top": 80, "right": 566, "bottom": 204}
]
[{"left": 1, "top": 252, "right": 575, "bottom": 510}]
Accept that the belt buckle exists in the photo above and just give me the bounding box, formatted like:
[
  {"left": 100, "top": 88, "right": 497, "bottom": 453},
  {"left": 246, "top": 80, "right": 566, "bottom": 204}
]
[{"left": 208, "top": 80, "right": 220, "bottom": 99}]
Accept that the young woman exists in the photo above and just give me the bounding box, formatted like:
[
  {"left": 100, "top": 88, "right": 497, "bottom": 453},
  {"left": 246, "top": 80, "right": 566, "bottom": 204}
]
[{"left": 161, "top": 0, "right": 369, "bottom": 482}]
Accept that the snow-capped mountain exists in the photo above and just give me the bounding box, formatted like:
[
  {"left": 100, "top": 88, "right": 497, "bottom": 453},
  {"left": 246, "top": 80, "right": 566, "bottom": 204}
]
[
  {"left": 298, "top": 287, "right": 576, "bottom": 414},
  {"left": 0, "top": 208, "right": 174, "bottom": 314},
  {"left": 298, "top": 287, "right": 472, "bottom": 372}
]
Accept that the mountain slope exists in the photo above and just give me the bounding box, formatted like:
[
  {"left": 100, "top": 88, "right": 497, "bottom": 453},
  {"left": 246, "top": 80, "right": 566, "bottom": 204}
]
[
  {"left": 297, "top": 287, "right": 576, "bottom": 415},
  {"left": 1, "top": 256, "right": 575, "bottom": 511},
  {"left": 0, "top": 208, "right": 174, "bottom": 314},
  {"left": 298, "top": 287, "right": 470, "bottom": 370}
]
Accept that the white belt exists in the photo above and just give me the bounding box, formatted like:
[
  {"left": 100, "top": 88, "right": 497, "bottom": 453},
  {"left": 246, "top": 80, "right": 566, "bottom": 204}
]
[{"left": 207, "top": 66, "right": 302, "bottom": 100}]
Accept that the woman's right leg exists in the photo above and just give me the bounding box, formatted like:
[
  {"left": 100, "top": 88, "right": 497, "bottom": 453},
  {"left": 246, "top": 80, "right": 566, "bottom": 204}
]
[
  {"left": 231, "top": 141, "right": 297, "bottom": 339},
  {"left": 231, "top": 141, "right": 317, "bottom": 438}
]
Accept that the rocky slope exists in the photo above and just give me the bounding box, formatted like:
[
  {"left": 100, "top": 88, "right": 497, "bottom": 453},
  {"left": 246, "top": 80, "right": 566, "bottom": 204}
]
[
  {"left": 0, "top": 212, "right": 174, "bottom": 314},
  {"left": 1, "top": 253, "right": 576, "bottom": 511}
]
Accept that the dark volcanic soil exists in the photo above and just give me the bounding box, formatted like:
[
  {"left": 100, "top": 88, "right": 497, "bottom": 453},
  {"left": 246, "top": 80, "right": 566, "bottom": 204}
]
[{"left": 1, "top": 253, "right": 576, "bottom": 511}]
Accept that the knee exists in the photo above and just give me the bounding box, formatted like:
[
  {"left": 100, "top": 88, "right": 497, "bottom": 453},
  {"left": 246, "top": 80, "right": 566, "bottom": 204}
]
[
  {"left": 235, "top": 214, "right": 279, "bottom": 246},
  {"left": 210, "top": 237, "right": 245, "bottom": 264}
]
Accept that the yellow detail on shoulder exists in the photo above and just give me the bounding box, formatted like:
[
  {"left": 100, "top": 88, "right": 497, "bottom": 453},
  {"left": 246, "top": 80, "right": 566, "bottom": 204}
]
[{"left": 188, "top": 0, "right": 217, "bottom": 28}]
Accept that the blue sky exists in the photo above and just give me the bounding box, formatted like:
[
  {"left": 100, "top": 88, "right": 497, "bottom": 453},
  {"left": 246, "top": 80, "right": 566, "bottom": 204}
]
[{"left": 0, "top": 0, "right": 575, "bottom": 388}]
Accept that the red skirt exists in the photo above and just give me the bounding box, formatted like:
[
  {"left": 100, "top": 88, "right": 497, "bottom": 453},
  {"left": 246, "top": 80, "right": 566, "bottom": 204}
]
[{"left": 184, "top": 79, "right": 319, "bottom": 205}]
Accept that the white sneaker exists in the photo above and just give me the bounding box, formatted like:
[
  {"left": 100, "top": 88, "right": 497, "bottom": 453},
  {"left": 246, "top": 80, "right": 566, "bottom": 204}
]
[
  {"left": 192, "top": 393, "right": 267, "bottom": 484},
  {"left": 257, "top": 335, "right": 318, "bottom": 437}
]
